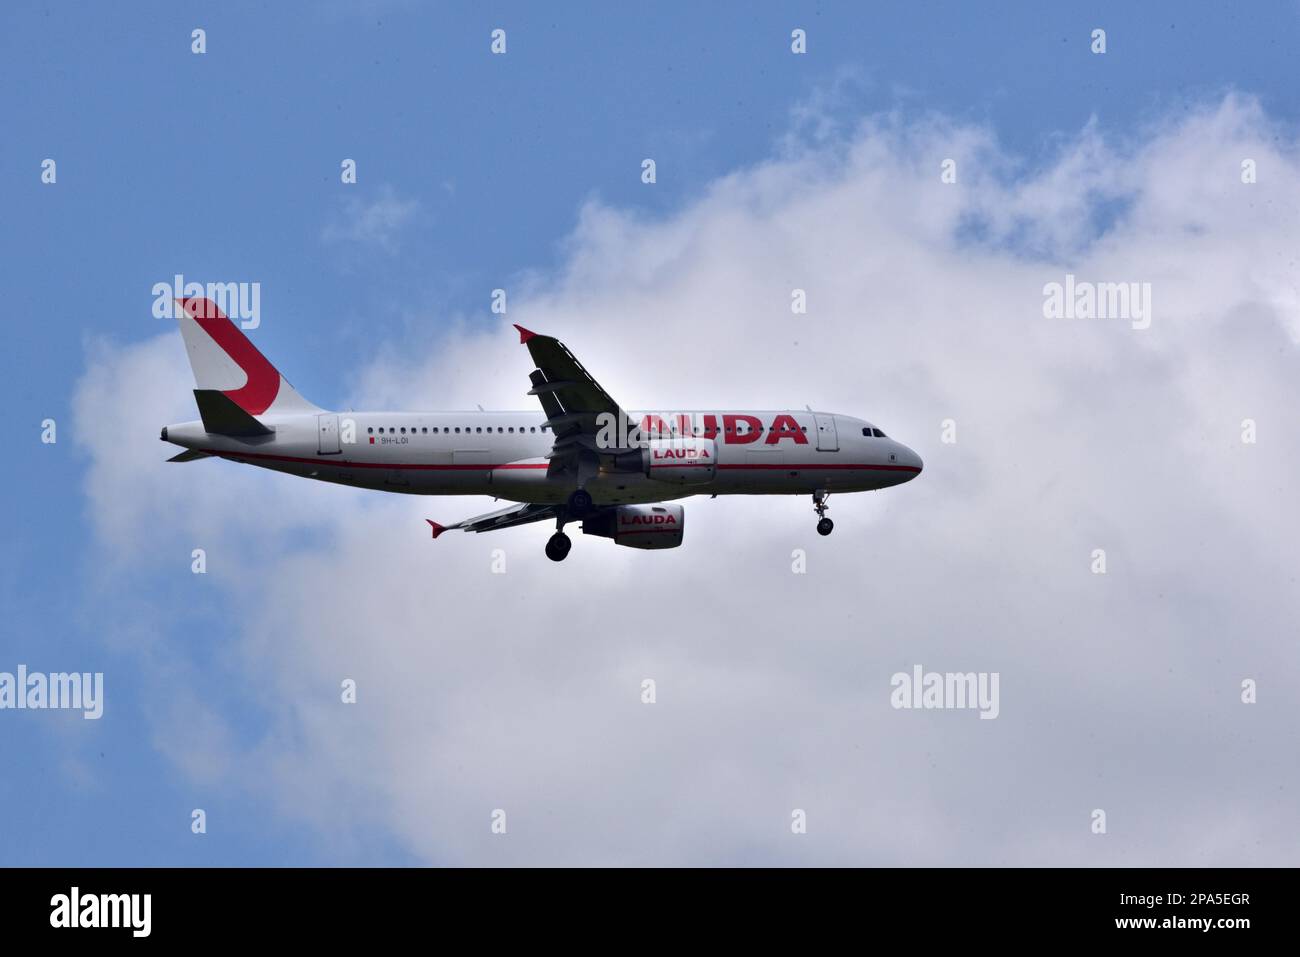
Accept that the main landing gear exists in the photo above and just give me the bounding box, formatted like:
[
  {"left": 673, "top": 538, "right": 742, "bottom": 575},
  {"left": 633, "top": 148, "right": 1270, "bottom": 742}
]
[
  {"left": 566, "top": 487, "right": 594, "bottom": 518},
  {"left": 546, "top": 490, "right": 594, "bottom": 562},
  {"left": 546, "top": 488, "right": 592, "bottom": 561},
  {"left": 546, "top": 531, "right": 572, "bottom": 562},
  {"left": 813, "top": 491, "right": 834, "bottom": 536}
]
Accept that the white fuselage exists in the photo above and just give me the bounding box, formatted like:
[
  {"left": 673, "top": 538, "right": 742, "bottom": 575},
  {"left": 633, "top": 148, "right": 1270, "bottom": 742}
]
[{"left": 163, "top": 409, "right": 924, "bottom": 505}]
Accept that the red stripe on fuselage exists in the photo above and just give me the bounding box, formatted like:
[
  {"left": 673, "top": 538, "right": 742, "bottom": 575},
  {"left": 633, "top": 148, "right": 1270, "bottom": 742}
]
[
  {"left": 718, "top": 462, "right": 921, "bottom": 472},
  {"left": 196, "top": 448, "right": 549, "bottom": 470},
  {"left": 194, "top": 448, "right": 919, "bottom": 473}
]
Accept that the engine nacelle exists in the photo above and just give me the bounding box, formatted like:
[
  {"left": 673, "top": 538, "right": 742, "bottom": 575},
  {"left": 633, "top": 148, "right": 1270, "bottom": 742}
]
[
  {"left": 582, "top": 504, "right": 685, "bottom": 549},
  {"left": 622, "top": 437, "right": 717, "bottom": 485}
]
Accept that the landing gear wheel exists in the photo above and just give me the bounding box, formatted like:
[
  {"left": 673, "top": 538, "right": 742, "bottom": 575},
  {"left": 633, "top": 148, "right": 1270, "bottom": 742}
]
[
  {"left": 566, "top": 488, "right": 594, "bottom": 518},
  {"left": 545, "top": 531, "right": 572, "bottom": 562},
  {"left": 812, "top": 490, "right": 832, "bottom": 535}
]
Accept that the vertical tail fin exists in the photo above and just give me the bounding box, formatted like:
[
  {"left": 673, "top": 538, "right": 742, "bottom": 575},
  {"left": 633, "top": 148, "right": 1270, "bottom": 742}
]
[{"left": 176, "top": 297, "right": 319, "bottom": 415}]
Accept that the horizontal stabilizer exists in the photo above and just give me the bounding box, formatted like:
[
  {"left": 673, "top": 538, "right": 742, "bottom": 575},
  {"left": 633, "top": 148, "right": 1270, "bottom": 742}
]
[
  {"left": 167, "top": 449, "right": 213, "bottom": 463},
  {"left": 193, "top": 389, "right": 273, "bottom": 437}
]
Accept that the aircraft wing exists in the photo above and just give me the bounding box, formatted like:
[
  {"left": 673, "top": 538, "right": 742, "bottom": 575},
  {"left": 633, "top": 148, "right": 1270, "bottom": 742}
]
[
  {"left": 427, "top": 502, "right": 558, "bottom": 538},
  {"left": 512, "top": 324, "right": 638, "bottom": 477}
]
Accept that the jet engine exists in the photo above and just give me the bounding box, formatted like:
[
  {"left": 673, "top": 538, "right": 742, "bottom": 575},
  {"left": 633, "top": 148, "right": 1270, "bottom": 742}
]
[
  {"left": 582, "top": 504, "right": 685, "bottom": 549},
  {"left": 613, "top": 438, "right": 717, "bottom": 485}
]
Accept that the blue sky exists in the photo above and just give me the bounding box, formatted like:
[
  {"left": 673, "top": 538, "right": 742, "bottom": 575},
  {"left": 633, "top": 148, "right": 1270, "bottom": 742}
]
[{"left": 2, "top": 2, "right": 1298, "bottom": 865}]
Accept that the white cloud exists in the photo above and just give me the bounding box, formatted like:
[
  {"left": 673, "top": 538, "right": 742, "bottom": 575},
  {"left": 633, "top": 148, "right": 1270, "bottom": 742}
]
[
  {"left": 322, "top": 184, "right": 420, "bottom": 252},
  {"left": 74, "top": 94, "right": 1300, "bottom": 864}
]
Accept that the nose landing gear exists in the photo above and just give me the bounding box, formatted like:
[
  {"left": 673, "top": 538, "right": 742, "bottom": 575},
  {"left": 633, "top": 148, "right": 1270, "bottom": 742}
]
[{"left": 813, "top": 490, "right": 834, "bottom": 536}]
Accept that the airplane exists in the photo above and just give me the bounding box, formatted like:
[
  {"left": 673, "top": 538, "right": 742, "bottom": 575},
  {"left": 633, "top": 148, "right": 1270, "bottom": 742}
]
[{"left": 161, "top": 297, "right": 923, "bottom": 561}]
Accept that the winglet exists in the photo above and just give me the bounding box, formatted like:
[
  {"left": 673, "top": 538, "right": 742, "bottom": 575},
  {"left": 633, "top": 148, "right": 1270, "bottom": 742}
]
[
  {"left": 513, "top": 323, "right": 538, "bottom": 344},
  {"left": 426, "top": 520, "right": 446, "bottom": 539}
]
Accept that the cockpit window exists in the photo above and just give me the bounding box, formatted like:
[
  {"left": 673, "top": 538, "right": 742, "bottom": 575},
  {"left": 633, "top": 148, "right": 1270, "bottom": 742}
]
[{"left": 872, "top": 428, "right": 886, "bottom": 437}]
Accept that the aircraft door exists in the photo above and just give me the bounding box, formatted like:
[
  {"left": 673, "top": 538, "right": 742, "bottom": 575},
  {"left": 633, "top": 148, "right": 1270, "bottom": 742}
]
[
  {"left": 317, "top": 414, "right": 341, "bottom": 454},
  {"left": 813, "top": 414, "right": 839, "bottom": 451}
]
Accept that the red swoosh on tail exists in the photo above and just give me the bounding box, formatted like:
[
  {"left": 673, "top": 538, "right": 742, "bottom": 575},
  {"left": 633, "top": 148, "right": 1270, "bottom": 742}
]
[{"left": 179, "top": 297, "right": 281, "bottom": 415}]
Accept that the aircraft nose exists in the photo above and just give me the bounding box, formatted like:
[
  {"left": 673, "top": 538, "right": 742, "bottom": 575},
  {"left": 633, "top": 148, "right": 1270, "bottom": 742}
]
[{"left": 902, "top": 445, "right": 923, "bottom": 478}]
